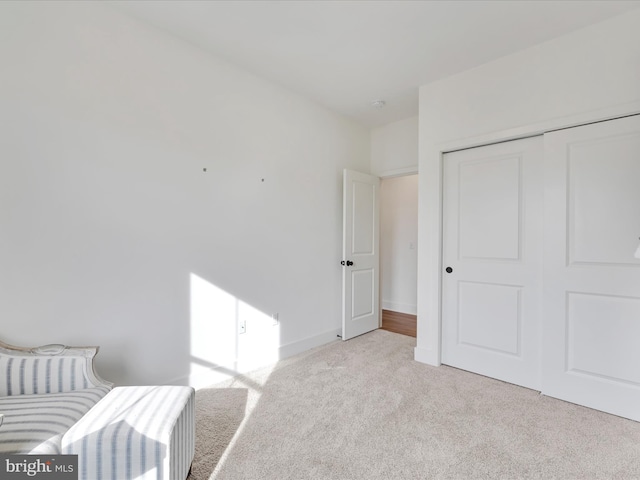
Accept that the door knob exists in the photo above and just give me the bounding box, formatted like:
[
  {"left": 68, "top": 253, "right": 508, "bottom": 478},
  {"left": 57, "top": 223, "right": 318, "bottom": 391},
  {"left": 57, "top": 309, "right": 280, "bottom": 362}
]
[
  {"left": 445, "top": 267, "right": 453, "bottom": 273},
  {"left": 347, "top": 260, "right": 354, "bottom": 266}
]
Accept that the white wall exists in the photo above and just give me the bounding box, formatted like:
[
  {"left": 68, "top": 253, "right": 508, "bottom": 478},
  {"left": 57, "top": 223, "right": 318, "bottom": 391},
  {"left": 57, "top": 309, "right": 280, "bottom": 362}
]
[
  {"left": 380, "top": 175, "right": 418, "bottom": 315},
  {"left": 371, "top": 116, "right": 418, "bottom": 177},
  {"left": 0, "top": 2, "right": 370, "bottom": 386},
  {"left": 416, "top": 9, "right": 640, "bottom": 365}
]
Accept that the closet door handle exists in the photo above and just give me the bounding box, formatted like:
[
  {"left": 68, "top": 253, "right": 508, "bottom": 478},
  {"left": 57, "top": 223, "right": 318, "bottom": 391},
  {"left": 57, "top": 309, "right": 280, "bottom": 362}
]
[{"left": 445, "top": 267, "right": 453, "bottom": 273}]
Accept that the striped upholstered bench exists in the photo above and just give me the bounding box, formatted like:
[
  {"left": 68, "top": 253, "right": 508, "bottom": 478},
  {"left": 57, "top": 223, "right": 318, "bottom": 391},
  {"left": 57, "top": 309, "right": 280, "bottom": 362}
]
[
  {"left": 1, "top": 341, "right": 195, "bottom": 479},
  {"left": 0, "top": 340, "right": 113, "bottom": 454},
  {"left": 62, "top": 386, "right": 195, "bottom": 480}
]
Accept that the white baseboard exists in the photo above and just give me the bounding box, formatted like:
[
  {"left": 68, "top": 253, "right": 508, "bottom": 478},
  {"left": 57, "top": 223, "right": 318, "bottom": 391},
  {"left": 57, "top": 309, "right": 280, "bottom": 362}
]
[
  {"left": 381, "top": 301, "right": 417, "bottom": 315},
  {"left": 278, "top": 328, "right": 342, "bottom": 360},
  {"left": 166, "top": 328, "right": 342, "bottom": 390},
  {"left": 164, "top": 358, "right": 245, "bottom": 390}
]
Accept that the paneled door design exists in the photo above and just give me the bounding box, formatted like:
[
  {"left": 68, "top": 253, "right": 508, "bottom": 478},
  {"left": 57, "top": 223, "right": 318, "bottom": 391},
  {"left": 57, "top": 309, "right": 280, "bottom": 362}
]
[
  {"left": 342, "top": 169, "right": 380, "bottom": 341},
  {"left": 542, "top": 115, "right": 640, "bottom": 421},
  {"left": 442, "top": 137, "right": 544, "bottom": 390}
]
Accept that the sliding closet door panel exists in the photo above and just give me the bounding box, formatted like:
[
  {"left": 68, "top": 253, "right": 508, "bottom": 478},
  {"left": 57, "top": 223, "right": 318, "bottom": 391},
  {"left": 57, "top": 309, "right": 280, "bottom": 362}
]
[
  {"left": 442, "top": 136, "right": 543, "bottom": 390},
  {"left": 543, "top": 114, "right": 640, "bottom": 421}
]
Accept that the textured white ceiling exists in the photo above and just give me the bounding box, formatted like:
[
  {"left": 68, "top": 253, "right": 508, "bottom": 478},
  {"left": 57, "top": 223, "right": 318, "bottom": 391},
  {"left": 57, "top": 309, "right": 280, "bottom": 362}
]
[{"left": 113, "top": 1, "right": 640, "bottom": 128}]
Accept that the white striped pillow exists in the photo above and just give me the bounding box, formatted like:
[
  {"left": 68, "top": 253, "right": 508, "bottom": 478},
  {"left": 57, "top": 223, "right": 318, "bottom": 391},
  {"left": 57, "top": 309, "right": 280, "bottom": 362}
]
[{"left": 0, "top": 356, "right": 94, "bottom": 396}]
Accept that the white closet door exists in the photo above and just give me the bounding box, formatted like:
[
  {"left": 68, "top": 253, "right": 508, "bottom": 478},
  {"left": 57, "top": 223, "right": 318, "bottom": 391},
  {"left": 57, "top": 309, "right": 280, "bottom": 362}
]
[
  {"left": 442, "top": 136, "right": 543, "bottom": 390},
  {"left": 543, "top": 115, "right": 640, "bottom": 421}
]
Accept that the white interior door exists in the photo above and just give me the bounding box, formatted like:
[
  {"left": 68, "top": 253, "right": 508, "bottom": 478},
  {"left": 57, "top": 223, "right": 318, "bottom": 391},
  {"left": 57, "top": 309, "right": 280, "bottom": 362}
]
[
  {"left": 342, "top": 169, "right": 380, "bottom": 340},
  {"left": 442, "top": 137, "right": 543, "bottom": 390},
  {"left": 542, "top": 114, "right": 640, "bottom": 421}
]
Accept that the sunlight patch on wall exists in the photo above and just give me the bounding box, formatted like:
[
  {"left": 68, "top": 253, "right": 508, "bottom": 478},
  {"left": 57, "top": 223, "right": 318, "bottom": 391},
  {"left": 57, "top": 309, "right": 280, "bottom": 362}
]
[{"left": 188, "top": 273, "right": 280, "bottom": 389}]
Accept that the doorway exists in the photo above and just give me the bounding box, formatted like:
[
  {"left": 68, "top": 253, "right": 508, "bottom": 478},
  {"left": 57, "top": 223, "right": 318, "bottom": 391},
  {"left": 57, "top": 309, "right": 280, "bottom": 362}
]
[{"left": 379, "top": 174, "right": 418, "bottom": 337}]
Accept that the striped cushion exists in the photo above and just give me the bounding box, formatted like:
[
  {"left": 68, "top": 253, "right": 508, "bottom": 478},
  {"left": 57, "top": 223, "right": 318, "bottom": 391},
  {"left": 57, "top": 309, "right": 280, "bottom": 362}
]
[
  {"left": 62, "top": 386, "right": 195, "bottom": 480},
  {"left": 0, "top": 386, "right": 110, "bottom": 454},
  {"left": 0, "top": 353, "right": 97, "bottom": 396}
]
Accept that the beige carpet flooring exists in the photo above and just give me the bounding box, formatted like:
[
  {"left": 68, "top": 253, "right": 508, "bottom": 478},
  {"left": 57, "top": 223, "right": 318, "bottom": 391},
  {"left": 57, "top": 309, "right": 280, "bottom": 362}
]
[{"left": 187, "top": 329, "right": 640, "bottom": 480}]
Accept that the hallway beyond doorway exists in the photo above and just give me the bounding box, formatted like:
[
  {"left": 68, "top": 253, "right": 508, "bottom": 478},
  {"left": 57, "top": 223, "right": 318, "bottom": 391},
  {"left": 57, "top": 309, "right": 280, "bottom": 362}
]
[{"left": 380, "top": 309, "right": 416, "bottom": 338}]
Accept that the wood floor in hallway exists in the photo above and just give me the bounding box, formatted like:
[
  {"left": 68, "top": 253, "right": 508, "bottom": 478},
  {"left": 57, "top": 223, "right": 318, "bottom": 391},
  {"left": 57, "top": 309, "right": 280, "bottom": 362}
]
[{"left": 380, "top": 309, "right": 417, "bottom": 338}]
